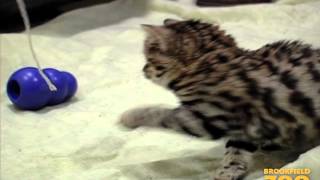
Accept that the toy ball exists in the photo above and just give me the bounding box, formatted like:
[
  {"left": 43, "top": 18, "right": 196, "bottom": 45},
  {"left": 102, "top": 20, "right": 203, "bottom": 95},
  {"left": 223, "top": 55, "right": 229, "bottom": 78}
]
[{"left": 7, "top": 67, "right": 77, "bottom": 110}]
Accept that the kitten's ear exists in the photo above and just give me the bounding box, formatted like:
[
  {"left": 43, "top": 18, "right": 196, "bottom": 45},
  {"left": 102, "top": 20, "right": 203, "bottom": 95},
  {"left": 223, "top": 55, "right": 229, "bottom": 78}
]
[
  {"left": 141, "top": 24, "right": 173, "bottom": 50},
  {"left": 141, "top": 24, "right": 174, "bottom": 50},
  {"left": 163, "top": 18, "right": 180, "bottom": 26},
  {"left": 141, "top": 24, "right": 173, "bottom": 40}
]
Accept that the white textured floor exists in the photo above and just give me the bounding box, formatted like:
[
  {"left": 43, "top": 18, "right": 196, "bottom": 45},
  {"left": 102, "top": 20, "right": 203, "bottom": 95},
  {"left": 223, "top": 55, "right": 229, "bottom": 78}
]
[{"left": 1, "top": 0, "right": 320, "bottom": 179}]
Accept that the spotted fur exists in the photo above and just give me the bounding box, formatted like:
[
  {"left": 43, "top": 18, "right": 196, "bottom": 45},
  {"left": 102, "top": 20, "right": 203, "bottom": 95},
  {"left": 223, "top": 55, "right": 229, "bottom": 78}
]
[{"left": 120, "top": 19, "right": 320, "bottom": 180}]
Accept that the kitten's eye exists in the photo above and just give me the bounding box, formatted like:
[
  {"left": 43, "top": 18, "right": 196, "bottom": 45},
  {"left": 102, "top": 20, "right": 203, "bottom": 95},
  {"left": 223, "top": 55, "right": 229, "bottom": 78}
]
[
  {"left": 155, "top": 65, "right": 165, "bottom": 71},
  {"left": 150, "top": 42, "right": 159, "bottom": 46},
  {"left": 148, "top": 43, "right": 160, "bottom": 52},
  {"left": 149, "top": 47, "right": 158, "bottom": 52},
  {"left": 149, "top": 46, "right": 159, "bottom": 52}
]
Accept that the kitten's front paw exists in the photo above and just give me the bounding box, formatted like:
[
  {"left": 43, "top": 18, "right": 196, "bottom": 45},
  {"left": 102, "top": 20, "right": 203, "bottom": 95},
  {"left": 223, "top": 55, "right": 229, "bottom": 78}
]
[
  {"left": 119, "top": 108, "right": 150, "bottom": 129},
  {"left": 119, "top": 106, "right": 172, "bottom": 129}
]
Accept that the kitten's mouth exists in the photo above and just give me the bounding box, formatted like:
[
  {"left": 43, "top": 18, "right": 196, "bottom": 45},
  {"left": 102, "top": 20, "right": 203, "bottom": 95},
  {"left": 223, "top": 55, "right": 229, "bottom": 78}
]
[{"left": 144, "top": 73, "right": 151, "bottom": 79}]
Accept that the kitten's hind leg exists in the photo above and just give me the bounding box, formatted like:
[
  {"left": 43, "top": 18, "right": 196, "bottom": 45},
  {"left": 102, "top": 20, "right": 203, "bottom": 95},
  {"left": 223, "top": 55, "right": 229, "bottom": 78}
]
[{"left": 213, "top": 140, "right": 257, "bottom": 180}]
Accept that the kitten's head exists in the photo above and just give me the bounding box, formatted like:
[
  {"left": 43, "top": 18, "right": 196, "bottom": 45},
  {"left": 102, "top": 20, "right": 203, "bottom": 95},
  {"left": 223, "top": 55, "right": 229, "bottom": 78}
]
[
  {"left": 141, "top": 19, "right": 235, "bottom": 87},
  {"left": 141, "top": 19, "right": 191, "bottom": 87}
]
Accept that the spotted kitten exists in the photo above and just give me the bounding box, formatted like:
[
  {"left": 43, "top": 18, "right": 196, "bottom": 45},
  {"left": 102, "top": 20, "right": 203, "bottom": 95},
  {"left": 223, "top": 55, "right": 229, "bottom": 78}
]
[{"left": 120, "top": 19, "right": 320, "bottom": 180}]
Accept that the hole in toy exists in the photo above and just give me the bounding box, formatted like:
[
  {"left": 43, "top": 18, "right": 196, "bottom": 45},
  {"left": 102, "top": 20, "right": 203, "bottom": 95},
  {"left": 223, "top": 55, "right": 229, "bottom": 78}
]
[{"left": 8, "top": 80, "right": 21, "bottom": 100}]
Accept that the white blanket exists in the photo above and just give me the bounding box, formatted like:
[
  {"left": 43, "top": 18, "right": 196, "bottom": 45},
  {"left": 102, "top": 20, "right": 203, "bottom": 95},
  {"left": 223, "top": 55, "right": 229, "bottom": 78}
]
[{"left": 1, "top": 0, "right": 320, "bottom": 179}]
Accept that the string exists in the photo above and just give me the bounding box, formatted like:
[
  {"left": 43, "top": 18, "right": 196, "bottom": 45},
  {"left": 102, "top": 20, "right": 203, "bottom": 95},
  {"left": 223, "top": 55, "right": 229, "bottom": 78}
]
[{"left": 16, "top": 0, "right": 57, "bottom": 91}]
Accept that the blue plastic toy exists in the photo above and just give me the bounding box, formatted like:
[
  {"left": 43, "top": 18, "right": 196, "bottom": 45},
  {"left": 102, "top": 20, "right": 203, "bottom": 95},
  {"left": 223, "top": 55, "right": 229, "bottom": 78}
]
[{"left": 7, "top": 67, "right": 77, "bottom": 110}]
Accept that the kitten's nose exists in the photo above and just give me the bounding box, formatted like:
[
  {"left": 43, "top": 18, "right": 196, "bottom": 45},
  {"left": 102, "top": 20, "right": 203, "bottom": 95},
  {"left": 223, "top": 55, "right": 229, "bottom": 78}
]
[
  {"left": 143, "top": 65, "right": 151, "bottom": 79},
  {"left": 143, "top": 64, "right": 153, "bottom": 74},
  {"left": 143, "top": 65, "right": 149, "bottom": 72}
]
